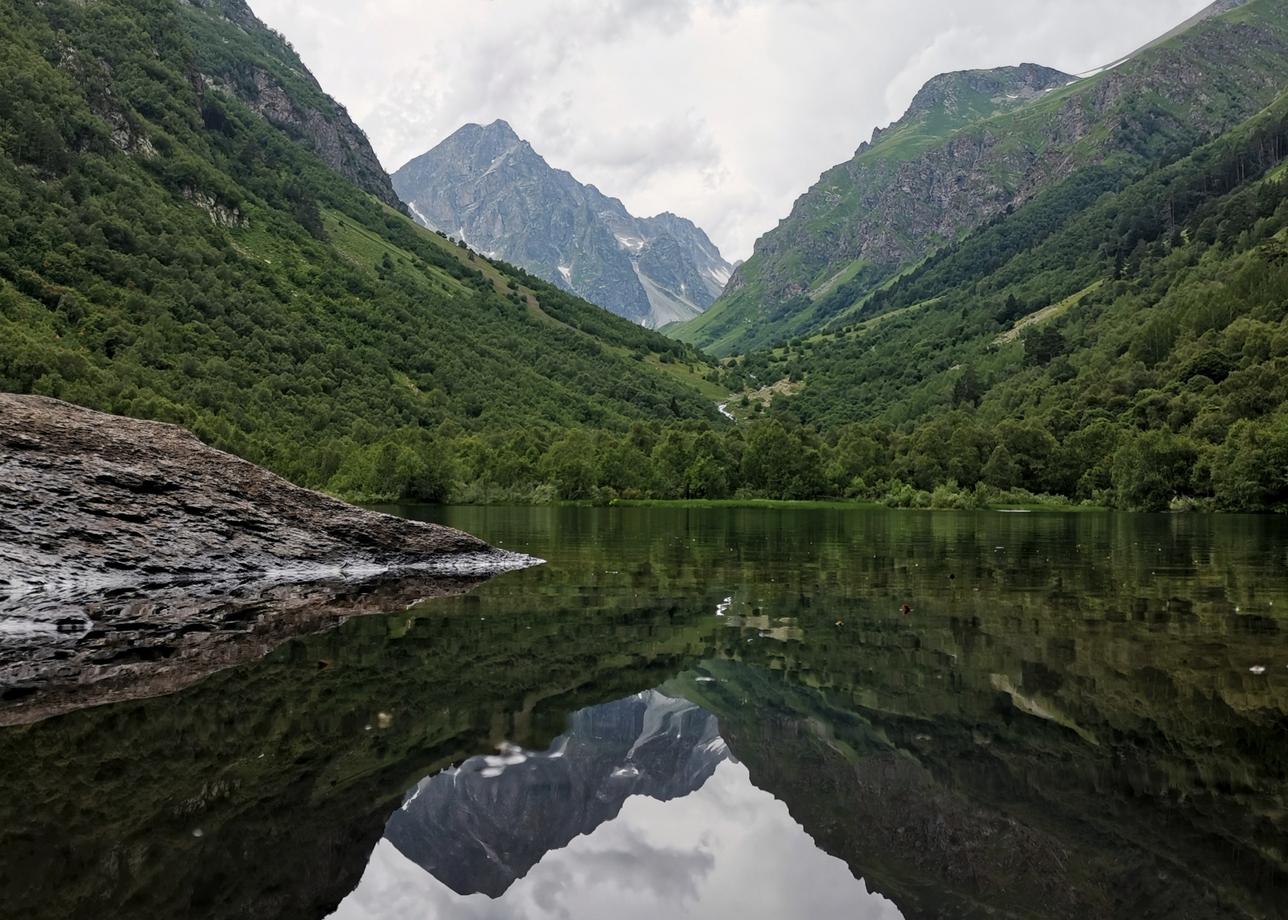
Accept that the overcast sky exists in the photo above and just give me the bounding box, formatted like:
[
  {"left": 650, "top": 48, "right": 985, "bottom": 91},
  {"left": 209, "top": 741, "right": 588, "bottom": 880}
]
[{"left": 251, "top": 0, "right": 1212, "bottom": 260}]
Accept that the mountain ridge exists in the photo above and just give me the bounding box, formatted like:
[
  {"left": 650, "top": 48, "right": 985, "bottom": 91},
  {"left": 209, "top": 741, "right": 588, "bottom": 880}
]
[
  {"left": 183, "top": 0, "right": 403, "bottom": 210},
  {"left": 671, "top": 0, "right": 1288, "bottom": 355},
  {"left": 392, "top": 120, "right": 732, "bottom": 328},
  {"left": 0, "top": 0, "right": 722, "bottom": 504}
]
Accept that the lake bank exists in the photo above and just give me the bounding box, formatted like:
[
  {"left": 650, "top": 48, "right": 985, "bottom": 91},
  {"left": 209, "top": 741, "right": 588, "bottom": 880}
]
[
  {"left": 605, "top": 497, "right": 1105, "bottom": 512},
  {"left": 0, "top": 394, "right": 539, "bottom": 724}
]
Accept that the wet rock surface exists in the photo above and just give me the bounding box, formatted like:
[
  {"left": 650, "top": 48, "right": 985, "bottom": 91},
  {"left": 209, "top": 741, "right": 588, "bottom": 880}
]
[{"left": 0, "top": 393, "right": 538, "bottom": 723}]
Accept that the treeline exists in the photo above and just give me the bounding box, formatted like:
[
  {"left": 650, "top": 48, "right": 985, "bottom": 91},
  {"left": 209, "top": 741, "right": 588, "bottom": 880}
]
[{"left": 324, "top": 411, "right": 1288, "bottom": 513}]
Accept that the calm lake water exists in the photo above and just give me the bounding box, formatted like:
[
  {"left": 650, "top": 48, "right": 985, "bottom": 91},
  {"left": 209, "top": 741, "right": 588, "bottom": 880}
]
[{"left": 2, "top": 506, "right": 1287, "bottom": 919}]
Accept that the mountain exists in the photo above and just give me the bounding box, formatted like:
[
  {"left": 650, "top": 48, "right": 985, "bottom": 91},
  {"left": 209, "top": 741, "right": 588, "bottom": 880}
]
[
  {"left": 184, "top": 0, "right": 403, "bottom": 211},
  {"left": 718, "top": 2, "right": 1288, "bottom": 511},
  {"left": 0, "top": 0, "right": 723, "bottom": 502},
  {"left": 383, "top": 690, "right": 727, "bottom": 897},
  {"left": 672, "top": 0, "right": 1288, "bottom": 355},
  {"left": 392, "top": 121, "right": 733, "bottom": 328}
]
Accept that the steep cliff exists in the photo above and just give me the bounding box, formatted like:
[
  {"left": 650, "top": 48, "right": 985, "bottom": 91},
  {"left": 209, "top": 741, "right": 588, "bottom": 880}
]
[{"left": 182, "top": 0, "right": 402, "bottom": 209}]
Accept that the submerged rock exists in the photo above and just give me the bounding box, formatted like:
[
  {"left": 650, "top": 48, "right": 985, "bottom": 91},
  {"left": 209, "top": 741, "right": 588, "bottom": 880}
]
[{"left": 0, "top": 393, "right": 539, "bottom": 723}]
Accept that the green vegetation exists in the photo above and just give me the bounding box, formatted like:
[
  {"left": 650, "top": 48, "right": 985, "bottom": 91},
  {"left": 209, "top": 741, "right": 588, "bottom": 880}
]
[
  {"left": 673, "top": 0, "right": 1288, "bottom": 356},
  {"left": 511, "top": 86, "right": 1288, "bottom": 512},
  {"left": 0, "top": 0, "right": 722, "bottom": 498},
  {"left": 731, "top": 91, "right": 1288, "bottom": 513},
  {"left": 3, "top": 0, "right": 1287, "bottom": 515}
]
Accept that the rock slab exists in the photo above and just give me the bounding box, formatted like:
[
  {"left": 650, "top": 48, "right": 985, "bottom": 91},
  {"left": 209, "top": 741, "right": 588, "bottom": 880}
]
[{"left": 0, "top": 393, "right": 538, "bottom": 723}]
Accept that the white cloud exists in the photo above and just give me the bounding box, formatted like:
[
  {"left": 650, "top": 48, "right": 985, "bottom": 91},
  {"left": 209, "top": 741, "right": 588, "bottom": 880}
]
[
  {"left": 331, "top": 761, "right": 903, "bottom": 919},
  {"left": 251, "top": 0, "right": 1214, "bottom": 260}
]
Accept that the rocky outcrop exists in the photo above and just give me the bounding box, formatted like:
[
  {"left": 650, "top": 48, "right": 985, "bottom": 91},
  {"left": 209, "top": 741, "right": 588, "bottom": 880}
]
[
  {"left": 392, "top": 120, "right": 732, "bottom": 328},
  {"left": 868, "top": 63, "right": 1073, "bottom": 148},
  {"left": 0, "top": 393, "right": 537, "bottom": 723},
  {"left": 184, "top": 0, "right": 403, "bottom": 210}
]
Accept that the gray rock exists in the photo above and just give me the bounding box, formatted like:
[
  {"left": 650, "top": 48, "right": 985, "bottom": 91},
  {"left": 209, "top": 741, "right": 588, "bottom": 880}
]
[
  {"left": 392, "top": 120, "right": 732, "bottom": 328},
  {"left": 186, "top": 0, "right": 404, "bottom": 211},
  {"left": 0, "top": 393, "right": 539, "bottom": 724}
]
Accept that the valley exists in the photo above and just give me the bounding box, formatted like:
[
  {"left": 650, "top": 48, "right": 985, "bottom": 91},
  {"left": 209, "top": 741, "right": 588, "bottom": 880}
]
[
  {"left": 4, "top": 1, "right": 1288, "bottom": 918},
  {"left": 2, "top": 0, "right": 1285, "bottom": 513}
]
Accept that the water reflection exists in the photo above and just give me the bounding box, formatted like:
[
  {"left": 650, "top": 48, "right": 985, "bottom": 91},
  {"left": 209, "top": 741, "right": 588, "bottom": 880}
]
[
  {"left": 384, "top": 691, "right": 728, "bottom": 899},
  {"left": 334, "top": 690, "right": 900, "bottom": 920},
  {"left": 0, "top": 507, "right": 1286, "bottom": 919}
]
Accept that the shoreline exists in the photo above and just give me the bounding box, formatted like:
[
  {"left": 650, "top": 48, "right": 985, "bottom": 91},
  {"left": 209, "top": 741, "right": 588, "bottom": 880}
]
[{"left": 608, "top": 499, "right": 1105, "bottom": 512}]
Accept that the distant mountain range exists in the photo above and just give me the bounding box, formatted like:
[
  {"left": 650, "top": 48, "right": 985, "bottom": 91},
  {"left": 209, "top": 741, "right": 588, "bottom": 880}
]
[{"left": 392, "top": 120, "right": 733, "bottom": 328}]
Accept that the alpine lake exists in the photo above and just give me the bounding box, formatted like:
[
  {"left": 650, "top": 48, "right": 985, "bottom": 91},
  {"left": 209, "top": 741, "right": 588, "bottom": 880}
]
[{"left": 2, "top": 505, "right": 1286, "bottom": 919}]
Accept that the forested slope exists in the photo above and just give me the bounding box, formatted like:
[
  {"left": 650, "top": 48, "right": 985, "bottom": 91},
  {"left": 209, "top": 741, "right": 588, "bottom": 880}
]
[
  {"left": 737, "top": 88, "right": 1288, "bottom": 511},
  {"left": 0, "top": 0, "right": 721, "bottom": 500}
]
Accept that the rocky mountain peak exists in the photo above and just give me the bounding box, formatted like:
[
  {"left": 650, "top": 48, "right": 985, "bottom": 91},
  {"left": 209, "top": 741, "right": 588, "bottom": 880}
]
[
  {"left": 392, "top": 125, "right": 733, "bottom": 328},
  {"left": 907, "top": 63, "right": 1074, "bottom": 118},
  {"left": 481, "top": 117, "right": 520, "bottom": 139},
  {"left": 430, "top": 120, "right": 532, "bottom": 174},
  {"left": 862, "top": 62, "right": 1073, "bottom": 150}
]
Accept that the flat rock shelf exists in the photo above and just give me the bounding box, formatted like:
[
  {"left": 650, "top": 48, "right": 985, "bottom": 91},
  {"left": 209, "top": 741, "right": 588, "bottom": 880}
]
[{"left": 0, "top": 393, "right": 540, "bottom": 724}]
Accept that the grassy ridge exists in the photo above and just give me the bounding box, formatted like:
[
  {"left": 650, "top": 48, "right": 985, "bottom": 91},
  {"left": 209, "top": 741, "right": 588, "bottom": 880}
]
[{"left": 674, "top": 0, "right": 1288, "bottom": 356}]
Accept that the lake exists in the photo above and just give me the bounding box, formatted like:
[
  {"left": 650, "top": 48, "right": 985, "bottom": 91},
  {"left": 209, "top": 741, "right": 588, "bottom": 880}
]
[{"left": 1, "top": 505, "right": 1286, "bottom": 919}]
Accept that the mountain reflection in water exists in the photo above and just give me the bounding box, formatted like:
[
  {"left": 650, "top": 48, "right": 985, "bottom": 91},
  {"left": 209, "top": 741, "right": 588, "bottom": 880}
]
[
  {"left": 1, "top": 506, "right": 1286, "bottom": 919},
  {"left": 334, "top": 690, "right": 900, "bottom": 920}
]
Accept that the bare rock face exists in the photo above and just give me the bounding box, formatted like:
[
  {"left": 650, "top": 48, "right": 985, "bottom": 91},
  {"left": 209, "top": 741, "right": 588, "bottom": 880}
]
[
  {"left": 184, "top": 0, "right": 404, "bottom": 211},
  {"left": 392, "top": 120, "right": 733, "bottom": 328},
  {"left": 0, "top": 393, "right": 538, "bottom": 723}
]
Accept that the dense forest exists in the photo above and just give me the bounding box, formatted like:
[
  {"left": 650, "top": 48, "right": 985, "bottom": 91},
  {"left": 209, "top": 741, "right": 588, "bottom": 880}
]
[
  {"left": 0, "top": 0, "right": 722, "bottom": 496},
  {"left": 729, "top": 93, "right": 1288, "bottom": 513},
  {"left": 394, "top": 88, "right": 1288, "bottom": 514}
]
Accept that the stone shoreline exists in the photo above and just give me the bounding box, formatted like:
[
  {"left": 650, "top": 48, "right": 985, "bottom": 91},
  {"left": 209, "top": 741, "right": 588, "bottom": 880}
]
[{"left": 0, "top": 393, "right": 541, "bottom": 723}]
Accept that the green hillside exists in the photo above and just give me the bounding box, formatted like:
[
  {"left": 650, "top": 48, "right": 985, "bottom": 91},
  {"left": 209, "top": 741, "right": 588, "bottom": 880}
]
[
  {"left": 674, "top": 0, "right": 1288, "bottom": 356},
  {"left": 730, "top": 88, "right": 1288, "bottom": 511},
  {"left": 0, "top": 0, "right": 723, "bottom": 499}
]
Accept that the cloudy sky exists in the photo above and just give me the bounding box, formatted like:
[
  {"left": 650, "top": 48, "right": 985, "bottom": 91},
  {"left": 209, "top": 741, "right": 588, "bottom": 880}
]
[{"left": 252, "top": 0, "right": 1212, "bottom": 260}]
